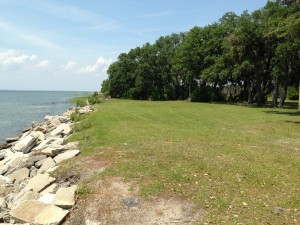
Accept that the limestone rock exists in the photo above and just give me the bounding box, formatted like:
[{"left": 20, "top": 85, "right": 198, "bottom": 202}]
[
  {"left": 12, "top": 132, "right": 41, "bottom": 153},
  {"left": 5, "top": 137, "right": 19, "bottom": 143},
  {"left": 49, "top": 138, "right": 65, "bottom": 146},
  {"left": 46, "top": 166, "right": 59, "bottom": 173},
  {"left": 0, "top": 143, "right": 8, "bottom": 150},
  {"left": 54, "top": 150, "right": 80, "bottom": 164},
  {"left": 40, "top": 183, "right": 57, "bottom": 195},
  {"left": 11, "top": 189, "right": 39, "bottom": 208},
  {"left": 7, "top": 168, "right": 29, "bottom": 184},
  {"left": 35, "top": 158, "right": 47, "bottom": 168},
  {"left": 79, "top": 105, "right": 92, "bottom": 114},
  {"left": 38, "top": 193, "right": 55, "bottom": 204},
  {"left": 58, "top": 116, "right": 70, "bottom": 123},
  {"left": 33, "top": 138, "right": 54, "bottom": 151},
  {"left": 28, "top": 155, "right": 47, "bottom": 165},
  {"left": 10, "top": 200, "right": 68, "bottom": 225},
  {"left": 41, "top": 147, "right": 65, "bottom": 157},
  {"left": 25, "top": 173, "right": 56, "bottom": 193},
  {"left": 0, "top": 175, "right": 13, "bottom": 185},
  {"left": 50, "top": 123, "right": 71, "bottom": 136},
  {"left": 54, "top": 185, "right": 77, "bottom": 209},
  {"left": 50, "top": 117, "right": 62, "bottom": 127},
  {"left": 34, "top": 204, "right": 68, "bottom": 225},
  {"left": 5, "top": 157, "right": 34, "bottom": 176},
  {"left": 29, "top": 166, "right": 38, "bottom": 178},
  {"left": 63, "top": 141, "right": 78, "bottom": 150},
  {"left": 0, "top": 196, "right": 7, "bottom": 208},
  {"left": 38, "top": 158, "right": 56, "bottom": 174}
]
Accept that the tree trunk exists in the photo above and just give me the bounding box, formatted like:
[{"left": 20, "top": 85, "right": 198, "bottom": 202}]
[
  {"left": 272, "top": 80, "right": 279, "bottom": 108},
  {"left": 298, "top": 82, "right": 300, "bottom": 111},
  {"left": 279, "top": 80, "right": 288, "bottom": 108},
  {"left": 257, "top": 79, "right": 263, "bottom": 107},
  {"left": 247, "top": 82, "right": 253, "bottom": 105}
]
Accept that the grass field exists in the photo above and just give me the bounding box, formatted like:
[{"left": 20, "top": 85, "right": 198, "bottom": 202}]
[{"left": 70, "top": 99, "right": 300, "bottom": 224}]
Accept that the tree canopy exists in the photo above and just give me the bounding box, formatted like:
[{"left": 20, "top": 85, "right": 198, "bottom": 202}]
[{"left": 102, "top": 0, "right": 300, "bottom": 107}]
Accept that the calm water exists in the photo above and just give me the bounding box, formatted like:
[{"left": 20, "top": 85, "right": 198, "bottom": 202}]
[{"left": 0, "top": 90, "right": 85, "bottom": 144}]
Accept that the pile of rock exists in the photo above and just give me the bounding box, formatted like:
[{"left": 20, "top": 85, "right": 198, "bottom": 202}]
[{"left": 0, "top": 105, "right": 91, "bottom": 224}]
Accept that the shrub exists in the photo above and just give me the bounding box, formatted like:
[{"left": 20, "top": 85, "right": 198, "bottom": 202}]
[
  {"left": 191, "top": 86, "right": 211, "bottom": 102},
  {"left": 287, "top": 86, "right": 299, "bottom": 100},
  {"left": 88, "top": 92, "right": 103, "bottom": 105}
]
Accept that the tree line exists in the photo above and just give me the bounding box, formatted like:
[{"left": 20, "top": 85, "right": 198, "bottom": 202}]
[{"left": 101, "top": 0, "right": 300, "bottom": 108}]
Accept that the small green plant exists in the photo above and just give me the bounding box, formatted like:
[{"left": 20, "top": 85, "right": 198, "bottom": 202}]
[
  {"left": 73, "top": 121, "right": 92, "bottom": 132},
  {"left": 76, "top": 184, "right": 92, "bottom": 198},
  {"left": 88, "top": 92, "right": 103, "bottom": 105},
  {"left": 70, "top": 108, "right": 81, "bottom": 122}
]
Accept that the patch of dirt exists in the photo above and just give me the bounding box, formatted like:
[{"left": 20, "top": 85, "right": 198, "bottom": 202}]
[{"left": 65, "top": 176, "right": 205, "bottom": 225}]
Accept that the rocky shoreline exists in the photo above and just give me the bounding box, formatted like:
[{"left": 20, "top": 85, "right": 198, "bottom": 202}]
[{"left": 0, "top": 105, "right": 92, "bottom": 224}]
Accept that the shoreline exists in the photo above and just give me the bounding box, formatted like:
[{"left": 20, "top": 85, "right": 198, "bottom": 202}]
[
  {"left": 0, "top": 90, "right": 88, "bottom": 145},
  {"left": 0, "top": 104, "right": 92, "bottom": 224}
]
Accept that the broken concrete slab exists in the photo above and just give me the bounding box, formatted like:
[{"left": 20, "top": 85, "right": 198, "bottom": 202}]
[
  {"left": 54, "top": 185, "right": 77, "bottom": 209},
  {"left": 53, "top": 150, "right": 80, "bottom": 164},
  {"left": 5, "top": 137, "right": 19, "bottom": 143},
  {"left": 40, "top": 183, "right": 57, "bottom": 195},
  {"left": 7, "top": 168, "right": 30, "bottom": 184},
  {"left": 25, "top": 173, "right": 56, "bottom": 193},
  {"left": 11, "top": 189, "right": 39, "bottom": 209},
  {"left": 38, "top": 157, "right": 56, "bottom": 174},
  {"left": 35, "top": 158, "right": 47, "bottom": 168},
  {"left": 46, "top": 165, "right": 59, "bottom": 173},
  {"left": 41, "top": 147, "right": 65, "bottom": 157},
  {"left": 50, "top": 123, "right": 71, "bottom": 136},
  {"left": 12, "top": 132, "right": 41, "bottom": 153},
  {"left": 38, "top": 193, "right": 55, "bottom": 204},
  {"left": 10, "top": 200, "right": 68, "bottom": 225},
  {"left": 0, "top": 175, "right": 13, "bottom": 185}
]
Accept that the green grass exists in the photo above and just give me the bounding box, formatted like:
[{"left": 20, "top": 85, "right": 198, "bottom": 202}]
[{"left": 70, "top": 99, "right": 300, "bottom": 224}]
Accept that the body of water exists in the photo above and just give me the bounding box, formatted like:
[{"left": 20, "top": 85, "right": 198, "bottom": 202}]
[{"left": 0, "top": 90, "right": 85, "bottom": 144}]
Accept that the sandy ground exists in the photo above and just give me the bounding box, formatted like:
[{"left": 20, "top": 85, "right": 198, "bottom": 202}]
[{"left": 59, "top": 154, "right": 205, "bottom": 225}]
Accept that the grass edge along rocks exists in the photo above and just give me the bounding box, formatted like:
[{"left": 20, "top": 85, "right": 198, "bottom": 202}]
[{"left": 0, "top": 105, "right": 92, "bottom": 224}]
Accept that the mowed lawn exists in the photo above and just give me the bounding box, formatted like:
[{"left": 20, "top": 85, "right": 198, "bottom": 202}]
[{"left": 71, "top": 99, "right": 300, "bottom": 224}]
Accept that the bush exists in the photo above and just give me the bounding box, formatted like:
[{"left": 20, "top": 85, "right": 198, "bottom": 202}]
[
  {"left": 88, "top": 92, "right": 103, "bottom": 105},
  {"left": 287, "top": 86, "right": 299, "bottom": 100},
  {"left": 191, "top": 86, "right": 211, "bottom": 102},
  {"left": 74, "top": 98, "right": 87, "bottom": 107}
]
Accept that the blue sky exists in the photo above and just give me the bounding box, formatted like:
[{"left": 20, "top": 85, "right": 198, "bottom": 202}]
[{"left": 0, "top": 0, "right": 268, "bottom": 91}]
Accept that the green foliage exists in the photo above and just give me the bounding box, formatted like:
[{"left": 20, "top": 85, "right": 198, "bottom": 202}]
[
  {"left": 73, "top": 97, "right": 87, "bottom": 107},
  {"left": 73, "top": 121, "right": 92, "bottom": 133},
  {"left": 88, "top": 92, "right": 103, "bottom": 105},
  {"left": 287, "top": 86, "right": 299, "bottom": 100},
  {"left": 103, "top": 1, "right": 299, "bottom": 107},
  {"left": 191, "top": 86, "right": 211, "bottom": 102}
]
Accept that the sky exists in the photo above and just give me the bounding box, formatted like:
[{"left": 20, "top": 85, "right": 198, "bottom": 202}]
[{"left": 0, "top": 0, "right": 268, "bottom": 91}]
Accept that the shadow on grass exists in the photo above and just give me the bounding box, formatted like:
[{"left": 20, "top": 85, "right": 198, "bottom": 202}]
[
  {"left": 263, "top": 110, "right": 300, "bottom": 116},
  {"left": 285, "top": 120, "right": 300, "bottom": 125}
]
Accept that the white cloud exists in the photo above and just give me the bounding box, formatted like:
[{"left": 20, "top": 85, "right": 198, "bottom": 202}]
[
  {"left": 63, "top": 61, "right": 77, "bottom": 70},
  {"left": 79, "top": 56, "right": 112, "bottom": 74},
  {"left": 0, "top": 49, "right": 37, "bottom": 66},
  {"left": 36, "top": 60, "right": 50, "bottom": 69}
]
